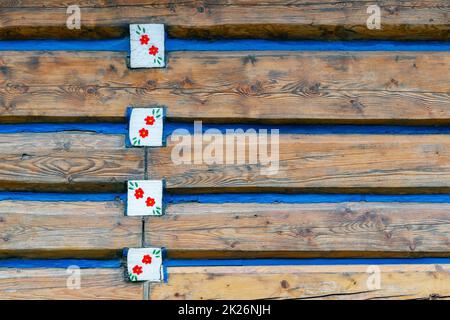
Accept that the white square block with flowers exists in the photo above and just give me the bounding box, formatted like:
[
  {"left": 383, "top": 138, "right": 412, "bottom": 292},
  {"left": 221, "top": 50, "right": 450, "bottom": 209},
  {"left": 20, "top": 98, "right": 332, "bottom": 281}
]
[
  {"left": 127, "top": 180, "right": 163, "bottom": 216},
  {"left": 127, "top": 248, "right": 163, "bottom": 282},
  {"left": 129, "top": 107, "right": 164, "bottom": 147},
  {"left": 130, "top": 24, "right": 165, "bottom": 68}
]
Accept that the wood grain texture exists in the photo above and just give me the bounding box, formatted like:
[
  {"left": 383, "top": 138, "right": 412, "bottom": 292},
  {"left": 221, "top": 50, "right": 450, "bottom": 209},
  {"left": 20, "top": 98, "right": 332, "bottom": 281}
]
[
  {"left": 150, "top": 264, "right": 450, "bottom": 300},
  {"left": 0, "top": 200, "right": 141, "bottom": 258},
  {"left": 0, "top": 1, "right": 448, "bottom": 40},
  {"left": 146, "top": 202, "right": 450, "bottom": 258},
  {"left": 148, "top": 133, "right": 450, "bottom": 194},
  {"left": 1, "top": 51, "right": 449, "bottom": 124},
  {"left": 0, "top": 268, "right": 143, "bottom": 299},
  {"left": 0, "top": 132, "right": 144, "bottom": 192}
]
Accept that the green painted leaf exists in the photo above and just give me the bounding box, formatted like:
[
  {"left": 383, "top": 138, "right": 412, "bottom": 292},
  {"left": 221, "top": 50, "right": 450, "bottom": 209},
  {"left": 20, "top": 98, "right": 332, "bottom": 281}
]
[{"left": 129, "top": 273, "right": 138, "bottom": 281}]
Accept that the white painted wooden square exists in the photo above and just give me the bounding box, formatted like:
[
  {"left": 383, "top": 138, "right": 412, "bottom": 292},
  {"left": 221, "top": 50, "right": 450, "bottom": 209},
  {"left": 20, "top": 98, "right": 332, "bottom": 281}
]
[
  {"left": 130, "top": 24, "right": 165, "bottom": 68},
  {"left": 127, "top": 180, "right": 163, "bottom": 216},
  {"left": 129, "top": 107, "right": 164, "bottom": 147},
  {"left": 127, "top": 248, "right": 163, "bottom": 282}
]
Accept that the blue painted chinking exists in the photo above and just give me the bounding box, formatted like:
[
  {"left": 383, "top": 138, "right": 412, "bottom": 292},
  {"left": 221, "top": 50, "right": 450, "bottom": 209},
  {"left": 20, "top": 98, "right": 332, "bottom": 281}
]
[
  {"left": 3, "top": 123, "right": 450, "bottom": 135},
  {"left": 164, "top": 258, "right": 450, "bottom": 267},
  {"left": 3, "top": 191, "right": 450, "bottom": 204},
  {"left": 0, "top": 38, "right": 450, "bottom": 52},
  {"left": 0, "top": 123, "right": 128, "bottom": 135},
  {"left": 165, "top": 193, "right": 450, "bottom": 204},
  {"left": 0, "top": 259, "right": 121, "bottom": 269},
  {"left": 0, "top": 192, "right": 125, "bottom": 202},
  {"left": 163, "top": 123, "right": 450, "bottom": 136}
]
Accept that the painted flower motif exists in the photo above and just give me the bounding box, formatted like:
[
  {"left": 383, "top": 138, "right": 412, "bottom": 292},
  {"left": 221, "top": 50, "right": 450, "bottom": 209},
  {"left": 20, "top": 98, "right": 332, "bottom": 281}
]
[
  {"left": 132, "top": 265, "right": 143, "bottom": 275},
  {"left": 149, "top": 45, "right": 159, "bottom": 56},
  {"left": 142, "top": 254, "right": 152, "bottom": 265},
  {"left": 145, "top": 115, "right": 155, "bottom": 126},
  {"left": 140, "top": 34, "right": 150, "bottom": 45},
  {"left": 139, "top": 128, "right": 149, "bottom": 138},
  {"left": 134, "top": 187, "right": 144, "bottom": 199},
  {"left": 146, "top": 197, "right": 155, "bottom": 207}
]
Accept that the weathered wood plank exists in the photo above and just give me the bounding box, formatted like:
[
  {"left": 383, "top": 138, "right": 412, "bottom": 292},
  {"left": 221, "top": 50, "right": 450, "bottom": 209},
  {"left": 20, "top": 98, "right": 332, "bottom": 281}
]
[
  {"left": 0, "top": 1, "right": 448, "bottom": 40},
  {"left": 5, "top": 132, "right": 450, "bottom": 194},
  {"left": 150, "top": 264, "right": 450, "bottom": 300},
  {"left": 0, "top": 268, "right": 143, "bottom": 299},
  {"left": 0, "top": 200, "right": 141, "bottom": 258},
  {"left": 0, "top": 132, "right": 144, "bottom": 192},
  {"left": 1, "top": 51, "right": 449, "bottom": 124},
  {"left": 148, "top": 133, "right": 450, "bottom": 194},
  {"left": 146, "top": 202, "right": 450, "bottom": 258}
]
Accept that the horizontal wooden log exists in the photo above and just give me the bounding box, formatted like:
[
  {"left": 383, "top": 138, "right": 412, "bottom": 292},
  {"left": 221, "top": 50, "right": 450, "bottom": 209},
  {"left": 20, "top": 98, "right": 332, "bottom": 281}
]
[
  {"left": 1, "top": 51, "right": 449, "bottom": 124},
  {"left": 4, "top": 132, "right": 450, "bottom": 194},
  {"left": 0, "top": 1, "right": 448, "bottom": 40},
  {"left": 150, "top": 264, "right": 450, "bottom": 300},
  {"left": 0, "top": 268, "right": 143, "bottom": 299},
  {"left": 0, "top": 132, "right": 144, "bottom": 192},
  {"left": 148, "top": 133, "right": 450, "bottom": 193},
  {"left": 0, "top": 200, "right": 141, "bottom": 258}
]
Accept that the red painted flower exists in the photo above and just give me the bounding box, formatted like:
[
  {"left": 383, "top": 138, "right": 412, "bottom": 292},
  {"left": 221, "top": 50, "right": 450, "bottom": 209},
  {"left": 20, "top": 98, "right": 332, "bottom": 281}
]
[
  {"left": 139, "top": 128, "right": 149, "bottom": 138},
  {"left": 134, "top": 188, "right": 144, "bottom": 199},
  {"left": 140, "top": 34, "right": 150, "bottom": 45},
  {"left": 146, "top": 197, "right": 155, "bottom": 207},
  {"left": 132, "top": 265, "right": 143, "bottom": 275},
  {"left": 142, "top": 254, "right": 152, "bottom": 264},
  {"left": 145, "top": 115, "right": 155, "bottom": 126},
  {"left": 149, "top": 45, "right": 159, "bottom": 56}
]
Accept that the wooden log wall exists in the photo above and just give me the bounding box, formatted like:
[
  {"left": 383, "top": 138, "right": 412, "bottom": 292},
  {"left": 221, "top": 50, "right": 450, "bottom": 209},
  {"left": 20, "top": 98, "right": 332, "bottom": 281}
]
[{"left": 0, "top": 0, "right": 449, "bottom": 300}]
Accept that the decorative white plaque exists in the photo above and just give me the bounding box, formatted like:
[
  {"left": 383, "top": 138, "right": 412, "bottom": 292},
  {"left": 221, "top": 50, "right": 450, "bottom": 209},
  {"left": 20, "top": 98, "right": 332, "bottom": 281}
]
[
  {"left": 127, "top": 180, "right": 163, "bottom": 216},
  {"left": 130, "top": 24, "right": 165, "bottom": 68},
  {"left": 128, "top": 107, "right": 164, "bottom": 147},
  {"left": 127, "top": 248, "right": 163, "bottom": 282}
]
